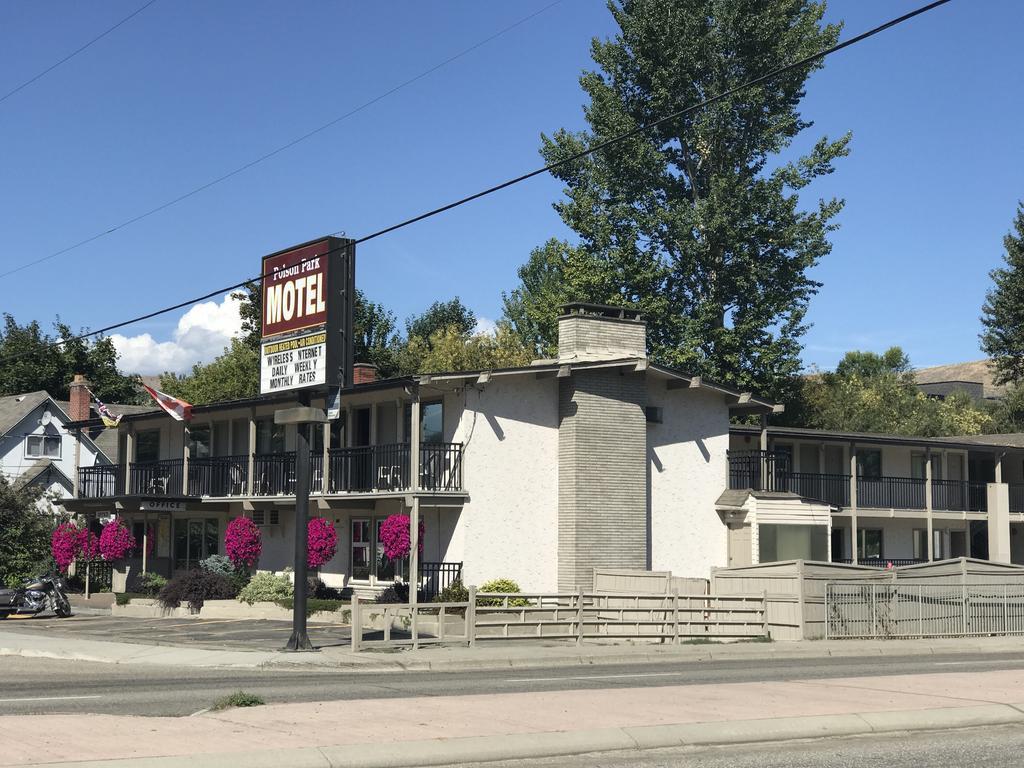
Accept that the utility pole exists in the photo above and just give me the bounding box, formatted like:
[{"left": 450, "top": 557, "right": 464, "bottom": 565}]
[{"left": 275, "top": 402, "right": 327, "bottom": 652}]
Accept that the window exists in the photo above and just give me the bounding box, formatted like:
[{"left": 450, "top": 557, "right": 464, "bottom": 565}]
[
  {"left": 172, "top": 518, "right": 219, "bottom": 570},
  {"left": 758, "top": 524, "right": 828, "bottom": 563},
  {"left": 26, "top": 434, "right": 61, "bottom": 458},
  {"left": 858, "top": 528, "right": 883, "bottom": 560},
  {"left": 136, "top": 430, "right": 160, "bottom": 463},
  {"left": 351, "top": 519, "right": 371, "bottom": 580},
  {"left": 856, "top": 449, "right": 882, "bottom": 479},
  {"left": 913, "top": 529, "right": 928, "bottom": 560},
  {"left": 911, "top": 453, "right": 943, "bottom": 480},
  {"left": 404, "top": 401, "right": 444, "bottom": 444},
  {"left": 188, "top": 425, "right": 211, "bottom": 459},
  {"left": 251, "top": 510, "right": 279, "bottom": 526},
  {"left": 255, "top": 418, "right": 285, "bottom": 454}
]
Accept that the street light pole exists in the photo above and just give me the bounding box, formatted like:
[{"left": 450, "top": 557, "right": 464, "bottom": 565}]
[{"left": 275, "top": 404, "right": 327, "bottom": 652}]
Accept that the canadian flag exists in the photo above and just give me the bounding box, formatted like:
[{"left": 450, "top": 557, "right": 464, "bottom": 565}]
[{"left": 142, "top": 385, "right": 193, "bottom": 422}]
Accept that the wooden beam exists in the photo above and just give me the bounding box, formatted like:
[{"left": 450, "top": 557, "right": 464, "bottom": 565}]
[{"left": 557, "top": 365, "right": 572, "bottom": 378}]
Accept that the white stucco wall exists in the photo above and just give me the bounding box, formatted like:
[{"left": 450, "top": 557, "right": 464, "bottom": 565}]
[
  {"left": 449, "top": 377, "right": 560, "bottom": 592},
  {"left": 648, "top": 387, "right": 730, "bottom": 580}
]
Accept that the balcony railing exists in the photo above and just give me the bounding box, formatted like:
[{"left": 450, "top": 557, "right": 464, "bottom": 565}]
[
  {"left": 727, "top": 453, "right": 1017, "bottom": 514},
  {"left": 835, "top": 558, "right": 927, "bottom": 568},
  {"left": 188, "top": 455, "right": 249, "bottom": 497},
  {"left": 78, "top": 464, "right": 123, "bottom": 498},
  {"left": 129, "top": 459, "right": 184, "bottom": 496}
]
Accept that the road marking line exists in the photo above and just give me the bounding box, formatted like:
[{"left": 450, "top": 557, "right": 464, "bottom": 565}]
[
  {"left": 505, "top": 672, "right": 687, "bottom": 683},
  {"left": 933, "top": 661, "right": 1024, "bottom": 666},
  {"left": 0, "top": 695, "right": 102, "bottom": 703},
  {"left": 190, "top": 707, "right": 211, "bottom": 717}
]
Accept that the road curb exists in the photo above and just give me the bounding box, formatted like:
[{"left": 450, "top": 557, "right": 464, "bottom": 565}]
[{"left": 37, "top": 704, "right": 1024, "bottom": 768}]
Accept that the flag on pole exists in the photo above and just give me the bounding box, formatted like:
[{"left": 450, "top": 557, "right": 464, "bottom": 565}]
[
  {"left": 142, "top": 384, "right": 192, "bottom": 422},
  {"left": 87, "top": 389, "right": 123, "bottom": 428}
]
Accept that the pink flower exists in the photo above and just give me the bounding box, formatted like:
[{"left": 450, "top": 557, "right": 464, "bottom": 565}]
[
  {"left": 307, "top": 517, "right": 337, "bottom": 569},
  {"left": 51, "top": 522, "right": 81, "bottom": 571},
  {"left": 98, "top": 518, "right": 136, "bottom": 562},
  {"left": 378, "top": 514, "right": 424, "bottom": 562},
  {"left": 79, "top": 530, "right": 100, "bottom": 561},
  {"left": 225, "top": 517, "right": 262, "bottom": 569}
]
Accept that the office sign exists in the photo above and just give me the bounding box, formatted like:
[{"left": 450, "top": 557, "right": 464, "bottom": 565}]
[
  {"left": 260, "top": 330, "right": 328, "bottom": 393},
  {"left": 259, "top": 236, "right": 355, "bottom": 396}
]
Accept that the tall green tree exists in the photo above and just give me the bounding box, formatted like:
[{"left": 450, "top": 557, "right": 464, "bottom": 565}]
[
  {"left": 0, "top": 315, "right": 141, "bottom": 402},
  {"left": 406, "top": 298, "right": 476, "bottom": 341},
  {"left": 503, "top": 0, "right": 850, "bottom": 403},
  {"left": 0, "top": 476, "right": 56, "bottom": 588},
  {"left": 980, "top": 203, "right": 1024, "bottom": 386}
]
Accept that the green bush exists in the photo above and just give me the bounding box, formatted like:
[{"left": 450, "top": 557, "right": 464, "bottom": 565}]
[
  {"left": 158, "top": 570, "right": 236, "bottom": 612},
  {"left": 274, "top": 597, "right": 345, "bottom": 616},
  {"left": 115, "top": 592, "right": 146, "bottom": 606},
  {"left": 212, "top": 691, "right": 264, "bottom": 710},
  {"left": 478, "top": 578, "right": 529, "bottom": 607},
  {"left": 374, "top": 582, "right": 410, "bottom": 604},
  {"left": 433, "top": 579, "right": 469, "bottom": 603},
  {"left": 237, "top": 571, "right": 293, "bottom": 605},
  {"left": 200, "top": 554, "right": 234, "bottom": 577},
  {"left": 138, "top": 572, "right": 167, "bottom": 597}
]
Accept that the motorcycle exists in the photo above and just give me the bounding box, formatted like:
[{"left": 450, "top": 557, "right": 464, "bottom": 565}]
[{"left": 0, "top": 573, "right": 72, "bottom": 619}]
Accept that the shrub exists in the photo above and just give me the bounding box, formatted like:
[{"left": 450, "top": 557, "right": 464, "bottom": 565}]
[
  {"left": 158, "top": 570, "right": 236, "bottom": 612},
  {"left": 98, "top": 518, "right": 135, "bottom": 561},
  {"left": 224, "top": 517, "right": 262, "bottom": 569},
  {"left": 200, "top": 554, "right": 234, "bottom": 577},
  {"left": 237, "top": 571, "right": 293, "bottom": 605},
  {"left": 139, "top": 572, "right": 167, "bottom": 597},
  {"left": 378, "top": 514, "right": 424, "bottom": 561},
  {"left": 275, "top": 597, "right": 345, "bottom": 616},
  {"left": 115, "top": 592, "right": 146, "bottom": 606},
  {"left": 307, "top": 518, "right": 338, "bottom": 568},
  {"left": 212, "top": 691, "right": 264, "bottom": 710},
  {"left": 313, "top": 578, "right": 343, "bottom": 600},
  {"left": 478, "top": 578, "right": 529, "bottom": 607},
  {"left": 433, "top": 579, "right": 469, "bottom": 604},
  {"left": 375, "top": 582, "right": 410, "bottom": 604}
]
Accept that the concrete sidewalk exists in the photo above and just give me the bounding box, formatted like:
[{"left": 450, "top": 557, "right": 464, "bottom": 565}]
[
  {"left": 6, "top": 666, "right": 1024, "bottom": 766},
  {"left": 3, "top": 623, "right": 1024, "bottom": 671}
]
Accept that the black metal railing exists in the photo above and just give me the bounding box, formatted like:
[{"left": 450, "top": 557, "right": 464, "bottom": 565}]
[
  {"left": 419, "top": 561, "right": 463, "bottom": 601},
  {"left": 1011, "top": 485, "right": 1024, "bottom": 514},
  {"left": 727, "top": 450, "right": 791, "bottom": 492},
  {"left": 836, "top": 558, "right": 927, "bottom": 568},
  {"left": 328, "top": 444, "right": 404, "bottom": 493},
  {"left": 857, "top": 476, "right": 925, "bottom": 510},
  {"left": 788, "top": 472, "right": 850, "bottom": 506},
  {"left": 129, "top": 459, "right": 184, "bottom": 496},
  {"left": 78, "top": 465, "right": 123, "bottom": 498},
  {"left": 188, "top": 455, "right": 249, "bottom": 497},
  {"left": 968, "top": 481, "right": 990, "bottom": 513},
  {"left": 253, "top": 453, "right": 296, "bottom": 496},
  {"left": 421, "top": 442, "right": 463, "bottom": 491}
]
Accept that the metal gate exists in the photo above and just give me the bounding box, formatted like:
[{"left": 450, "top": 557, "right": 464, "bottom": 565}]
[{"left": 826, "top": 582, "right": 1024, "bottom": 639}]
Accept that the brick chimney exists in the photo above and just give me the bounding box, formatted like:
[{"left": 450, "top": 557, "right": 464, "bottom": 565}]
[
  {"left": 557, "top": 303, "right": 646, "bottom": 362},
  {"left": 69, "top": 374, "right": 91, "bottom": 422},
  {"left": 353, "top": 363, "right": 378, "bottom": 385}
]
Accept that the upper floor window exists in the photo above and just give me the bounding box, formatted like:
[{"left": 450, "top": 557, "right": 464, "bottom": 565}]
[
  {"left": 856, "top": 449, "right": 882, "bottom": 479},
  {"left": 404, "top": 401, "right": 445, "bottom": 444},
  {"left": 255, "top": 418, "right": 285, "bottom": 455},
  {"left": 26, "top": 434, "right": 60, "bottom": 458},
  {"left": 188, "top": 424, "right": 211, "bottom": 459},
  {"left": 136, "top": 429, "right": 161, "bottom": 463}
]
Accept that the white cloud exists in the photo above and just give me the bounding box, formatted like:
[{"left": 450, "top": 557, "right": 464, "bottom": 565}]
[
  {"left": 473, "top": 316, "right": 497, "bottom": 336},
  {"left": 111, "top": 294, "right": 243, "bottom": 375}
]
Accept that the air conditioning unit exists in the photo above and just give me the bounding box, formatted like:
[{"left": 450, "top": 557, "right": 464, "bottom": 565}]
[{"left": 251, "top": 510, "right": 280, "bottom": 526}]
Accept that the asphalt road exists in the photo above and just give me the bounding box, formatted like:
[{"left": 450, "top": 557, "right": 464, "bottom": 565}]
[
  {"left": 4, "top": 651, "right": 1024, "bottom": 717},
  {"left": 447, "top": 724, "right": 1024, "bottom": 767}
]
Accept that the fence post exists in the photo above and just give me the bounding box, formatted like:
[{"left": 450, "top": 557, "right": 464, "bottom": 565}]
[
  {"left": 672, "top": 588, "right": 680, "bottom": 645},
  {"left": 576, "top": 588, "right": 585, "bottom": 646},
  {"left": 962, "top": 582, "right": 968, "bottom": 637},
  {"left": 467, "top": 585, "right": 477, "bottom": 647},
  {"left": 351, "top": 595, "right": 360, "bottom": 653},
  {"left": 871, "top": 583, "right": 877, "bottom": 639},
  {"left": 1004, "top": 584, "right": 1009, "bottom": 635},
  {"left": 761, "top": 590, "right": 769, "bottom": 640},
  {"left": 411, "top": 604, "right": 419, "bottom": 650},
  {"left": 919, "top": 584, "right": 924, "bottom": 638}
]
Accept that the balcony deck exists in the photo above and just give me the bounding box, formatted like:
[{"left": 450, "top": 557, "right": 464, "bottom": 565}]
[
  {"left": 727, "top": 450, "right": 1023, "bottom": 514},
  {"left": 77, "top": 442, "right": 464, "bottom": 501}
]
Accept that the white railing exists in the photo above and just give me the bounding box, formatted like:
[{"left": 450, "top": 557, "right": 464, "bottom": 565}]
[
  {"left": 826, "top": 582, "right": 1024, "bottom": 639},
  {"left": 350, "top": 588, "right": 768, "bottom": 651}
]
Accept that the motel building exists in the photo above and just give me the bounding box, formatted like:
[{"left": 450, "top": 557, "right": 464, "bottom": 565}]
[{"left": 62, "top": 305, "right": 1024, "bottom": 596}]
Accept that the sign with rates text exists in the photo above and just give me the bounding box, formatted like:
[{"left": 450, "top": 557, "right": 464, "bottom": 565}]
[{"left": 258, "top": 236, "right": 355, "bottom": 396}]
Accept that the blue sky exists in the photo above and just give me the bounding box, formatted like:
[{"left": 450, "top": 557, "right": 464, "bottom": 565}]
[{"left": 1, "top": 0, "right": 1021, "bottom": 375}]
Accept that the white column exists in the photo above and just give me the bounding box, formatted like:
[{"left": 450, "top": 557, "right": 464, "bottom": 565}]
[
  {"left": 182, "top": 423, "right": 190, "bottom": 496},
  {"left": 410, "top": 497, "right": 420, "bottom": 606},
  {"left": 850, "top": 444, "right": 858, "bottom": 564},
  {"left": 409, "top": 394, "right": 421, "bottom": 605},
  {"left": 925, "top": 447, "right": 934, "bottom": 561},
  {"left": 322, "top": 421, "right": 331, "bottom": 494},
  {"left": 141, "top": 512, "right": 149, "bottom": 575},
  {"left": 247, "top": 410, "right": 256, "bottom": 496},
  {"left": 125, "top": 428, "right": 134, "bottom": 495}
]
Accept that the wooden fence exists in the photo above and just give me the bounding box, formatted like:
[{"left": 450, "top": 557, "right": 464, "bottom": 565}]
[{"left": 351, "top": 588, "right": 767, "bottom": 651}]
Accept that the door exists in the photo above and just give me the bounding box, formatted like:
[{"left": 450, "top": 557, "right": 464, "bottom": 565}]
[
  {"left": 173, "top": 518, "right": 219, "bottom": 570},
  {"left": 351, "top": 519, "right": 371, "bottom": 580}
]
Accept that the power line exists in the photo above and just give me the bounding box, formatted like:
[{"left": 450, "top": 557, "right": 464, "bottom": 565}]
[
  {"left": 0, "top": 0, "right": 564, "bottom": 281},
  {"left": 0, "top": 0, "right": 160, "bottom": 106},
  {"left": 0, "top": 0, "right": 954, "bottom": 367}
]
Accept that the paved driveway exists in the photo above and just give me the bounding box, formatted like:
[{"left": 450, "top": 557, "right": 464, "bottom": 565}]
[{"left": 1, "top": 613, "right": 350, "bottom": 651}]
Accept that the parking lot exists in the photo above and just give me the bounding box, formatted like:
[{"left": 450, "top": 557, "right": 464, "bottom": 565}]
[{"left": 1, "top": 613, "right": 351, "bottom": 651}]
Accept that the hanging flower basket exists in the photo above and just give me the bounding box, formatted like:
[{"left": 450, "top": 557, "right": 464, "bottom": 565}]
[
  {"left": 307, "top": 518, "right": 337, "bottom": 569},
  {"left": 378, "top": 514, "right": 424, "bottom": 562},
  {"left": 98, "top": 518, "right": 135, "bottom": 562},
  {"left": 225, "top": 517, "right": 262, "bottom": 569}
]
